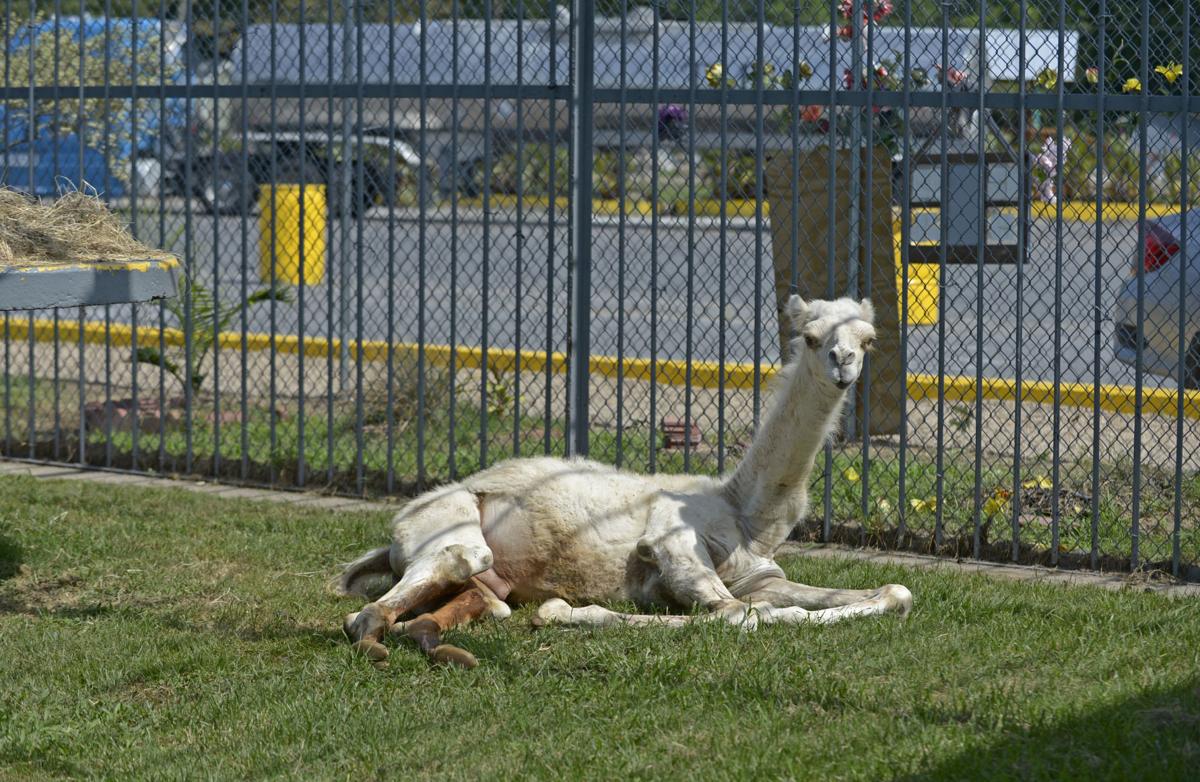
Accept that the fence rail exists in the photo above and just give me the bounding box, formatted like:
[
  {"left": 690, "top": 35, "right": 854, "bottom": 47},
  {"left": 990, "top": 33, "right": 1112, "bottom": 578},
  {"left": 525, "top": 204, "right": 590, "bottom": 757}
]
[{"left": 1, "top": 1, "right": 1197, "bottom": 580}]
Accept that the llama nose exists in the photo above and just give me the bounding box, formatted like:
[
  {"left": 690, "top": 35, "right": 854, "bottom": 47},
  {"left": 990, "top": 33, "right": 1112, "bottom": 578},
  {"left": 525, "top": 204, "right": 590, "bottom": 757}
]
[{"left": 830, "top": 348, "right": 855, "bottom": 366}]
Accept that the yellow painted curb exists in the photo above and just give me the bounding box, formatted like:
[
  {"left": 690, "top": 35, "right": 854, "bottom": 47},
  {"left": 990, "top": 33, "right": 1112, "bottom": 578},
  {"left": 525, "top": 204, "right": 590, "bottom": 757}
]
[{"left": 6, "top": 315, "right": 1197, "bottom": 421}]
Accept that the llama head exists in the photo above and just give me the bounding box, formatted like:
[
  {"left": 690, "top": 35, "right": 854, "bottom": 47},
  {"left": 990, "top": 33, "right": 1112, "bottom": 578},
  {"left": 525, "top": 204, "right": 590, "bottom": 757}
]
[{"left": 785, "top": 295, "right": 876, "bottom": 390}]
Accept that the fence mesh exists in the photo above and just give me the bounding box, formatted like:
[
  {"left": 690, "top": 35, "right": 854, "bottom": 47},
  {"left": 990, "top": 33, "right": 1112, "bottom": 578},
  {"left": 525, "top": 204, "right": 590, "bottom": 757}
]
[{"left": 1, "top": 0, "right": 1196, "bottom": 578}]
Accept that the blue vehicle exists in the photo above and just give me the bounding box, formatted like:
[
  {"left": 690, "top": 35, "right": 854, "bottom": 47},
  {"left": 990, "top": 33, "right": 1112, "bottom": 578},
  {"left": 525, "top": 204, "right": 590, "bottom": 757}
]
[{"left": 0, "top": 16, "right": 240, "bottom": 212}]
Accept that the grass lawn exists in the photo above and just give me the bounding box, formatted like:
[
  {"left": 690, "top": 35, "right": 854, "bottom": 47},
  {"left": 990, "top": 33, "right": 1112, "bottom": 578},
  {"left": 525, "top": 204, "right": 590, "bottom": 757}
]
[{"left": 1, "top": 475, "right": 1197, "bottom": 780}]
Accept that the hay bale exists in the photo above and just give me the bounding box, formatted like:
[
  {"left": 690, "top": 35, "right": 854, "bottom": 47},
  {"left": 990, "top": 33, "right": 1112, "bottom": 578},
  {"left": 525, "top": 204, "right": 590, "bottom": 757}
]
[{"left": 0, "top": 189, "right": 173, "bottom": 268}]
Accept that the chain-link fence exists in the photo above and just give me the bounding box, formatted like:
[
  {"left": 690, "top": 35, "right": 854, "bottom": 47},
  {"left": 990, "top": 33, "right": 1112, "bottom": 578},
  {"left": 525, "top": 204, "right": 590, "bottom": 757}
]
[{"left": 1, "top": 1, "right": 1196, "bottom": 579}]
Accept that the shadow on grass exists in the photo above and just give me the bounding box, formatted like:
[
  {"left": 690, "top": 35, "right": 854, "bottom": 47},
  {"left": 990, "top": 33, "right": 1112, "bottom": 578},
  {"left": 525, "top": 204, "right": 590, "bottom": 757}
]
[
  {"left": 905, "top": 678, "right": 1200, "bottom": 780},
  {"left": 0, "top": 528, "right": 23, "bottom": 580}
]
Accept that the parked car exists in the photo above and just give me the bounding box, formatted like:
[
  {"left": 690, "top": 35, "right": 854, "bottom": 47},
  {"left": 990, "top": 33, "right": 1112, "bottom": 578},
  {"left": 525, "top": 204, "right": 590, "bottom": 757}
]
[
  {"left": 0, "top": 16, "right": 246, "bottom": 214},
  {"left": 1112, "top": 209, "right": 1200, "bottom": 388}
]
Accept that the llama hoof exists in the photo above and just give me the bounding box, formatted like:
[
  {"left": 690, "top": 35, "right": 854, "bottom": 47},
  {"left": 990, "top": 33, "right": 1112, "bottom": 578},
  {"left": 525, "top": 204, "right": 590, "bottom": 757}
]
[
  {"left": 342, "top": 611, "right": 360, "bottom": 640},
  {"left": 351, "top": 639, "right": 390, "bottom": 662},
  {"left": 713, "top": 600, "right": 759, "bottom": 630},
  {"left": 532, "top": 598, "right": 572, "bottom": 627},
  {"left": 347, "top": 604, "right": 391, "bottom": 643},
  {"left": 430, "top": 644, "right": 479, "bottom": 669},
  {"left": 877, "top": 584, "right": 914, "bottom": 618}
]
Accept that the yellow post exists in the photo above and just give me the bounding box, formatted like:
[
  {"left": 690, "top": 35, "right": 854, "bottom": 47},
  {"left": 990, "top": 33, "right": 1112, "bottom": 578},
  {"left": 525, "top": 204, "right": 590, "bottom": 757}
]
[
  {"left": 258, "top": 183, "right": 326, "bottom": 285},
  {"left": 892, "top": 223, "right": 940, "bottom": 325},
  {"left": 896, "top": 262, "right": 940, "bottom": 326}
]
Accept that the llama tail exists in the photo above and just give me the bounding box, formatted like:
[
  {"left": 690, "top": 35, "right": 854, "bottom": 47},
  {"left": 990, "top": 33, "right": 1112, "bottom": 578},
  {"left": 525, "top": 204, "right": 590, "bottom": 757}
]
[{"left": 335, "top": 545, "right": 397, "bottom": 598}]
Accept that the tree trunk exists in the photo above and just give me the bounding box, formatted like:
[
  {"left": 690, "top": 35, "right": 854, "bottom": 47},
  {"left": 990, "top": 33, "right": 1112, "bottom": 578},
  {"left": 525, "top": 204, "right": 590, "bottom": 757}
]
[{"left": 766, "top": 146, "right": 903, "bottom": 436}]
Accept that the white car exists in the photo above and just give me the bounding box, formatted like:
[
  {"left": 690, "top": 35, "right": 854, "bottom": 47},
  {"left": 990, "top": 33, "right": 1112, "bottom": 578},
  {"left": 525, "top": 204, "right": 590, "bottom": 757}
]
[{"left": 1112, "top": 209, "right": 1200, "bottom": 388}]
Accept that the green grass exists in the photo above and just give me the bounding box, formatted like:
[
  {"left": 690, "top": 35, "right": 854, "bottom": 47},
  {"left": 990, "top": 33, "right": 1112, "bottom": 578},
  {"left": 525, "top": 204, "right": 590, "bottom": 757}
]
[{"left": 1, "top": 475, "right": 1198, "bottom": 780}]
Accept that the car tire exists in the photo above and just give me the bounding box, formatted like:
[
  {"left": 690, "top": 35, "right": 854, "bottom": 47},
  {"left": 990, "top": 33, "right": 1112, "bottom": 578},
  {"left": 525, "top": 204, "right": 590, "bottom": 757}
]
[
  {"left": 195, "top": 155, "right": 253, "bottom": 216},
  {"left": 326, "top": 162, "right": 384, "bottom": 218},
  {"left": 1186, "top": 334, "right": 1200, "bottom": 390}
]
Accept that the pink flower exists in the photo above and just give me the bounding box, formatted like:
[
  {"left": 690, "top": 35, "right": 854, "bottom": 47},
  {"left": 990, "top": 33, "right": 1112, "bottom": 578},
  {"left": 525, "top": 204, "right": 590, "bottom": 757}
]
[
  {"left": 838, "top": 0, "right": 854, "bottom": 18},
  {"left": 843, "top": 68, "right": 856, "bottom": 89},
  {"left": 935, "top": 65, "right": 967, "bottom": 86},
  {"left": 873, "top": 0, "right": 894, "bottom": 21},
  {"left": 836, "top": 24, "right": 854, "bottom": 40},
  {"left": 875, "top": 64, "right": 889, "bottom": 79},
  {"left": 800, "top": 104, "right": 824, "bottom": 123}
]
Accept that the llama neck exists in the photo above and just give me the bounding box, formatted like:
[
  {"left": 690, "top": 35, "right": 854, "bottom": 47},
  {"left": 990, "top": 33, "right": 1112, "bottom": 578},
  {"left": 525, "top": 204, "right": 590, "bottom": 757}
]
[{"left": 722, "top": 357, "right": 848, "bottom": 556}]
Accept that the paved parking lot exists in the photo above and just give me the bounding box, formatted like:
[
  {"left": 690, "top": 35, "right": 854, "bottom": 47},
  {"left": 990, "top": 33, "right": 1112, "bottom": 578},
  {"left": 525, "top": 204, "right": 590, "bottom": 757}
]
[{"left": 83, "top": 204, "right": 1171, "bottom": 389}]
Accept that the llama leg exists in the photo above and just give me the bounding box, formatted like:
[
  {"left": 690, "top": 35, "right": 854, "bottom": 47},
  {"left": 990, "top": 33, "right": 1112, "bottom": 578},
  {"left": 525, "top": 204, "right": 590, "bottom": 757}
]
[
  {"left": 532, "top": 598, "right": 695, "bottom": 628},
  {"left": 636, "top": 496, "right": 740, "bottom": 611},
  {"left": 737, "top": 576, "right": 913, "bottom": 615},
  {"left": 345, "top": 542, "right": 493, "bottom": 649},
  {"left": 532, "top": 598, "right": 763, "bottom": 629},
  {"left": 391, "top": 578, "right": 508, "bottom": 669},
  {"left": 750, "top": 586, "right": 913, "bottom": 625},
  {"left": 345, "top": 487, "right": 493, "bottom": 650},
  {"left": 534, "top": 588, "right": 910, "bottom": 631}
]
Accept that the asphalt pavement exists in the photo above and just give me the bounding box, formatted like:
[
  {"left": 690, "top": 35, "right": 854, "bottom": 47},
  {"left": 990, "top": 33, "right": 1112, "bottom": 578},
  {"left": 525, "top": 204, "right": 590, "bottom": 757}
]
[{"left": 95, "top": 204, "right": 1165, "bottom": 389}]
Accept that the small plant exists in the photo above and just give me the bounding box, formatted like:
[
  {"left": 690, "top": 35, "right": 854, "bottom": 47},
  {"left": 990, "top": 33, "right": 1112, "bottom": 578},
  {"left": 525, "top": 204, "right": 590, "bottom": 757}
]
[
  {"left": 135, "top": 278, "right": 292, "bottom": 395},
  {"left": 487, "top": 367, "right": 517, "bottom": 419}
]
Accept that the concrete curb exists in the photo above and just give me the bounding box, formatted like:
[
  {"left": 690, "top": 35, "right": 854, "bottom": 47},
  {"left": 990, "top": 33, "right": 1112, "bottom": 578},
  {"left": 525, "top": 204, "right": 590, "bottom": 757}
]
[{"left": 2, "top": 457, "right": 1195, "bottom": 598}]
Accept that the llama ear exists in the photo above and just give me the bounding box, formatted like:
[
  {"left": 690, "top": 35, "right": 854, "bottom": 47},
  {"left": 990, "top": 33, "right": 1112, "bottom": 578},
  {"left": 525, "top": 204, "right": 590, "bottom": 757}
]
[
  {"left": 785, "top": 295, "right": 810, "bottom": 329},
  {"left": 858, "top": 298, "right": 876, "bottom": 325}
]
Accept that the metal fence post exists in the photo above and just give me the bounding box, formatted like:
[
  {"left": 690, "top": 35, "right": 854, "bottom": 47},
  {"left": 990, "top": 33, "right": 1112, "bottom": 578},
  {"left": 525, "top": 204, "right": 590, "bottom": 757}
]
[{"left": 567, "top": 0, "right": 595, "bottom": 458}]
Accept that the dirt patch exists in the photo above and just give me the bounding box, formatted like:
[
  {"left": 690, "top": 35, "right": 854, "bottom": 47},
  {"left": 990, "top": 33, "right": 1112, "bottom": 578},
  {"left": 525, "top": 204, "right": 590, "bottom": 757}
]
[
  {"left": 0, "top": 189, "right": 174, "bottom": 268},
  {"left": 0, "top": 568, "right": 89, "bottom": 615},
  {"left": 118, "top": 678, "right": 179, "bottom": 708}
]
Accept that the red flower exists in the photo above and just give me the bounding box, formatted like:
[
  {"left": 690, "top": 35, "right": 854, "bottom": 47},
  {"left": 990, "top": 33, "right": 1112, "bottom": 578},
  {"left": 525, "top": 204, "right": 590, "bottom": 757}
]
[
  {"left": 875, "top": 64, "right": 889, "bottom": 79},
  {"left": 935, "top": 65, "right": 967, "bottom": 86},
  {"left": 843, "top": 68, "right": 856, "bottom": 89},
  {"left": 838, "top": 0, "right": 854, "bottom": 18},
  {"left": 836, "top": 24, "right": 854, "bottom": 40},
  {"left": 800, "top": 104, "right": 824, "bottom": 123},
  {"left": 873, "top": 0, "right": 894, "bottom": 21}
]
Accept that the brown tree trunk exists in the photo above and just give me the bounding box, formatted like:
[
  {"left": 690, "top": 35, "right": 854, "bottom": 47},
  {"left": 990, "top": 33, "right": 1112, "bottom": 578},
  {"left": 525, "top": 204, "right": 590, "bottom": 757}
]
[{"left": 766, "top": 146, "right": 903, "bottom": 436}]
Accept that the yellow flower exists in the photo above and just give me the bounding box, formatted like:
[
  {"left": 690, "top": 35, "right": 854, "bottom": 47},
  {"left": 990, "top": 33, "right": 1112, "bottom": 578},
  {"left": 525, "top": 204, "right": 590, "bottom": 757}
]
[
  {"left": 1155, "top": 62, "right": 1183, "bottom": 85},
  {"left": 910, "top": 497, "right": 938, "bottom": 513},
  {"left": 797, "top": 60, "right": 814, "bottom": 79},
  {"left": 983, "top": 488, "right": 1012, "bottom": 517},
  {"left": 1035, "top": 67, "right": 1057, "bottom": 90},
  {"left": 876, "top": 497, "right": 892, "bottom": 513},
  {"left": 843, "top": 467, "right": 861, "bottom": 483},
  {"left": 1122, "top": 77, "right": 1142, "bottom": 93},
  {"left": 1022, "top": 475, "right": 1053, "bottom": 490},
  {"left": 705, "top": 62, "right": 725, "bottom": 88}
]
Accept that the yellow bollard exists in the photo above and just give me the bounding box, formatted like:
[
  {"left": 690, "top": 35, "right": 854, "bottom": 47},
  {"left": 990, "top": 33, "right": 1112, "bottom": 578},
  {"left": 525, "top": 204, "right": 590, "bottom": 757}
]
[
  {"left": 896, "top": 262, "right": 940, "bottom": 326},
  {"left": 258, "top": 183, "right": 326, "bottom": 285}
]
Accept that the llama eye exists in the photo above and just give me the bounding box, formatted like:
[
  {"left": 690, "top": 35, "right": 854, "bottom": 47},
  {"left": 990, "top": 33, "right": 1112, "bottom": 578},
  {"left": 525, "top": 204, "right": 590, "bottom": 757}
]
[
  {"left": 862, "top": 338, "right": 875, "bottom": 352},
  {"left": 805, "top": 334, "right": 820, "bottom": 349}
]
